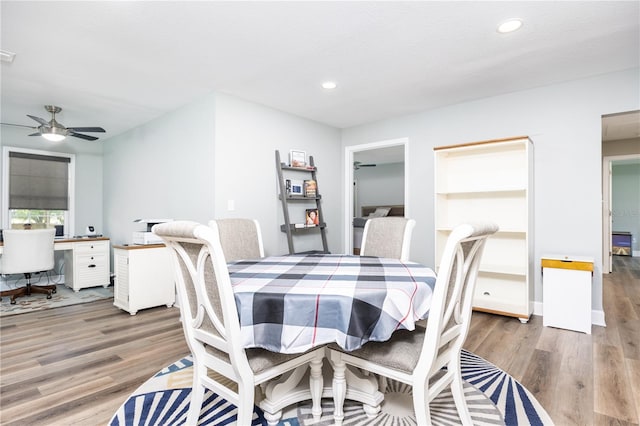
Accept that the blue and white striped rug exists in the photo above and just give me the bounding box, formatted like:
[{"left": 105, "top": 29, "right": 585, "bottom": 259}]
[{"left": 110, "top": 350, "right": 553, "bottom": 426}]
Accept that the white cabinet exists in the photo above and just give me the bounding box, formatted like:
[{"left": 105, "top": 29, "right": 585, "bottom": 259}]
[
  {"left": 434, "top": 136, "right": 534, "bottom": 322},
  {"left": 113, "top": 244, "right": 175, "bottom": 315},
  {"left": 542, "top": 255, "right": 593, "bottom": 334},
  {"left": 64, "top": 238, "right": 111, "bottom": 292}
]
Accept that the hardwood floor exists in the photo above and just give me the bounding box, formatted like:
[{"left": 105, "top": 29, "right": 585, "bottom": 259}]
[{"left": 1, "top": 255, "right": 638, "bottom": 425}]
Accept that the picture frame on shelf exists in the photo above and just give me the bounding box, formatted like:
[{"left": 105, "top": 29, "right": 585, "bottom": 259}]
[
  {"left": 288, "top": 179, "right": 304, "bottom": 196},
  {"left": 303, "top": 179, "right": 317, "bottom": 197},
  {"left": 289, "top": 150, "right": 306, "bottom": 168},
  {"left": 305, "top": 208, "right": 319, "bottom": 226}
]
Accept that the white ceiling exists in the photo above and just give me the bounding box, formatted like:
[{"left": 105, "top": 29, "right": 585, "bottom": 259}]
[{"left": 1, "top": 1, "right": 639, "bottom": 142}]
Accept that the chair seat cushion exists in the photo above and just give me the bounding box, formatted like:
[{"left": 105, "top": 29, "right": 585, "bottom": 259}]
[
  {"left": 246, "top": 347, "right": 316, "bottom": 375},
  {"left": 331, "top": 328, "right": 425, "bottom": 374}
]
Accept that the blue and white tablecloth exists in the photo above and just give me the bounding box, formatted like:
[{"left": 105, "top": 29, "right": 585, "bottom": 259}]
[{"left": 228, "top": 254, "right": 437, "bottom": 354}]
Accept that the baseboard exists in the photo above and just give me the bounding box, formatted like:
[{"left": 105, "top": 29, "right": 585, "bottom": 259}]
[{"left": 532, "top": 301, "right": 606, "bottom": 327}]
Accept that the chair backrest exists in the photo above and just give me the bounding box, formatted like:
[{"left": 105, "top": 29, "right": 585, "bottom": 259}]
[
  {"left": 151, "top": 220, "right": 251, "bottom": 399},
  {"left": 0, "top": 228, "right": 55, "bottom": 275},
  {"left": 417, "top": 222, "right": 498, "bottom": 378},
  {"left": 208, "top": 218, "right": 264, "bottom": 262},
  {"left": 360, "top": 217, "right": 416, "bottom": 261}
]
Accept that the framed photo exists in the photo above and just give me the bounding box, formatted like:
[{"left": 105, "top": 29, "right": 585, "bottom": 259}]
[
  {"left": 303, "top": 179, "right": 317, "bottom": 197},
  {"left": 305, "top": 208, "right": 319, "bottom": 226},
  {"left": 289, "top": 150, "right": 306, "bottom": 168},
  {"left": 289, "top": 179, "right": 304, "bottom": 196}
]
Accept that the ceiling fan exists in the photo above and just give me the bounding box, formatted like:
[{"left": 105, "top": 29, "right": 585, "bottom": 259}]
[
  {"left": 354, "top": 161, "right": 377, "bottom": 170},
  {"left": 1, "top": 105, "right": 106, "bottom": 141}
]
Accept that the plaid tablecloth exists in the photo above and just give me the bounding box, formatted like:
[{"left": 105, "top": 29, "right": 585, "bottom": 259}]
[{"left": 228, "top": 254, "right": 437, "bottom": 354}]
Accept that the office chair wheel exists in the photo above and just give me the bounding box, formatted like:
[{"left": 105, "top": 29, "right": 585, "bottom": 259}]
[
  {"left": 10, "top": 299, "right": 17, "bottom": 305},
  {"left": 47, "top": 292, "right": 52, "bottom": 299}
]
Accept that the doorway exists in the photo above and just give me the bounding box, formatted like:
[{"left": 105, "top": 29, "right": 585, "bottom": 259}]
[
  {"left": 344, "top": 138, "right": 408, "bottom": 254},
  {"left": 601, "top": 110, "right": 640, "bottom": 273}
]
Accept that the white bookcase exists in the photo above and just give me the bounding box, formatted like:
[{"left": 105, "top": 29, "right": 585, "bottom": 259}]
[
  {"left": 434, "top": 136, "right": 534, "bottom": 322},
  {"left": 113, "top": 244, "right": 175, "bottom": 315}
]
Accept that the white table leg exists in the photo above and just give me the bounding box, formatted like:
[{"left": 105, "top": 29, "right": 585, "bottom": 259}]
[{"left": 331, "top": 356, "right": 347, "bottom": 426}]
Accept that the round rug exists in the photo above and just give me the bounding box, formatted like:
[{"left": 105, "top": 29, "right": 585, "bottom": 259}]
[{"left": 109, "top": 350, "right": 553, "bottom": 426}]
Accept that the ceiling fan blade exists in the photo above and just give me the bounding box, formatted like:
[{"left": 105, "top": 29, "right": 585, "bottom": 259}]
[
  {"left": 69, "top": 132, "right": 99, "bottom": 141},
  {"left": 28, "top": 132, "right": 42, "bottom": 136},
  {"left": 27, "top": 114, "right": 49, "bottom": 126},
  {"left": 0, "top": 122, "right": 37, "bottom": 129},
  {"left": 360, "top": 164, "right": 376, "bottom": 167},
  {"left": 67, "top": 126, "right": 105, "bottom": 133}
]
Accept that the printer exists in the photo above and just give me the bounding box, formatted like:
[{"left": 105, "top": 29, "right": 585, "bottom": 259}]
[{"left": 132, "top": 219, "right": 173, "bottom": 245}]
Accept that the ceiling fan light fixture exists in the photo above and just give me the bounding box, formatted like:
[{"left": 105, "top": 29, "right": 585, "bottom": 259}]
[
  {"left": 41, "top": 127, "right": 67, "bottom": 142},
  {"left": 322, "top": 81, "right": 337, "bottom": 90}
]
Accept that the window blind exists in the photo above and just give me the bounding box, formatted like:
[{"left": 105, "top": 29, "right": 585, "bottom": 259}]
[{"left": 9, "top": 152, "right": 70, "bottom": 210}]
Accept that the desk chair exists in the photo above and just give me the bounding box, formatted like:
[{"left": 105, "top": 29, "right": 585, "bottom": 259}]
[
  {"left": 360, "top": 217, "right": 416, "bottom": 261},
  {"left": 330, "top": 222, "right": 499, "bottom": 426},
  {"left": 208, "top": 218, "right": 264, "bottom": 262},
  {"left": 0, "top": 228, "right": 56, "bottom": 304},
  {"left": 152, "top": 221, "right": 324, "bottom": 426}
]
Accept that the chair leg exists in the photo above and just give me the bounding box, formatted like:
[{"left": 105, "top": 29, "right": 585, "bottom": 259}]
[
  {"left": 187, "top": 368, "right": 205, "bottom": 426},
  {"left": 0, "top": 286, "right": 28, "bottom": 304},
  {"left": 237, "top": 383, "right": 256, "bottom": 426},
  {"left": 450, "top": 360, "right": 473, "bottom": 425},
  {"left": 28, "top": 283, "right": 57, "bottom": 299},
  {"left": 412, "top": 383, "right": 432, "bottom": 426}
]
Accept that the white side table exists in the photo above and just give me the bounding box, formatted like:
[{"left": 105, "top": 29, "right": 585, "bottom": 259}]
[
  {"left": 113, "top": 244, "right": 175, "bottom": 315},
  {"left": 541, "top": 255, "right": 594, "bottom": 334}
]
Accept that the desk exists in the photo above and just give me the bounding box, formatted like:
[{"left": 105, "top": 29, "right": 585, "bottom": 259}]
[
  {"left": 228, "top": 253, "right": 437, "bottom": 417},
  {"left": 0, "top": 237, "right": 111, "bottom": 292}
]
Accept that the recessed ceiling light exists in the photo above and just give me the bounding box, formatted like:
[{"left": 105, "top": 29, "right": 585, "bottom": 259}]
[
  {"left": 0, "top": 49, "right": 16, "bottom": 63},
  {"left": 322, "top": 81, "right": 337, "bottom": 90},
  {"left": 497, "top": 19, "right": 523, "bottom": 34}
]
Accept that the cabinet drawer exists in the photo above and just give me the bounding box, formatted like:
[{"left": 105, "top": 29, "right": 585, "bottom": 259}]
[
  {"left": 74, "top": 240, "right": 109, "bottom": 254},
  {"left": 76, "top": 262, "right": 109, "bottom": 284},
  {"left": 75, "top": 253, "right": 108, "bottom": 268}
]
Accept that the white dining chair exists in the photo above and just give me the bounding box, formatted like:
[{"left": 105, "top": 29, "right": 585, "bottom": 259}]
[
  {"left": 208, "top": 218, "right": 264, "bottom": 262},
  {"left": 329, "top": 222, "right": 499, "bottom": 426},
  {"left": 152, "top": 220, "right": 324, "bottom": 426},
  {"left": 359, "top": 217, "right": 416, "bottom": 261},
  {"left": 0, "top": 228, "right": 56, "bottom": 304}
]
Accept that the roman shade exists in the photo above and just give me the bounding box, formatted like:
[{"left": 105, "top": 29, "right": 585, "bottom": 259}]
[{"left": 9, "top": 152, "right": 70, "bottom": 210}]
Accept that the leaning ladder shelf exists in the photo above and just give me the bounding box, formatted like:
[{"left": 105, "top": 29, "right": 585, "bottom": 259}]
[{"left": 276, "top": 150, "right": 329, "bottom": 254}]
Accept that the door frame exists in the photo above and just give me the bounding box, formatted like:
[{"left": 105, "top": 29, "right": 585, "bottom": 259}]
[
  {"left": 343, "top": 138, "right": 409, "bottom": 254},
  {"left": 602, "top": 153, "right": 640, "bottom": 272}
]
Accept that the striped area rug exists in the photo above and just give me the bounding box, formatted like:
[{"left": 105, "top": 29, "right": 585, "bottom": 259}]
[{"left": 110, "top": 350, "right": 553, "bottom": 426}]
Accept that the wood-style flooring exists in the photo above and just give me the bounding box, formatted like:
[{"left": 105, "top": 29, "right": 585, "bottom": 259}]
[{"left": 1, "top": 255, "right": 638, "bottom": 425}]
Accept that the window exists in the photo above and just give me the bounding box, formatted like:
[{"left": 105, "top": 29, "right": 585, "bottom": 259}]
[{"left": 2, "top": 147, "right": 75, "bottom": 234}]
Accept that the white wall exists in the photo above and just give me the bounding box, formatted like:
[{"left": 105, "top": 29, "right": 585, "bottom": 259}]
[
  {"left": 102, "top": 92, "right": 341, "bottom": 256},
  {"left": 341, "top": 68, "right": 640, "bottom": 319},
  {"left": 354, "top": 162, "right": 404, "bottom": 216},
  {"left": 102, "top": 94, "right": 216, "bottom": 245},
  {"left": 213, "top": 93, "right": 341, "bottom": 255}
]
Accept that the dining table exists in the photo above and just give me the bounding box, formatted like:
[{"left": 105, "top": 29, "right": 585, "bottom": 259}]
[{"left": 227, "top": 253, "right": 437, "bottom": 418}]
